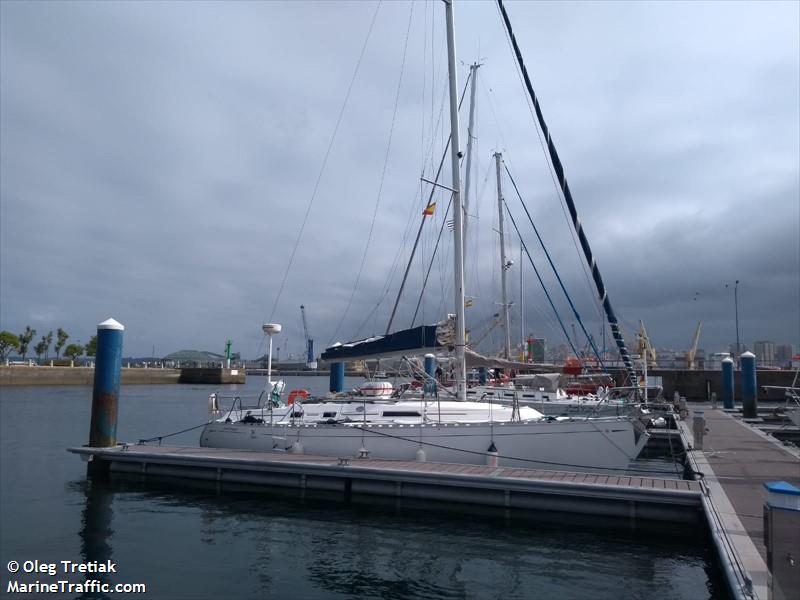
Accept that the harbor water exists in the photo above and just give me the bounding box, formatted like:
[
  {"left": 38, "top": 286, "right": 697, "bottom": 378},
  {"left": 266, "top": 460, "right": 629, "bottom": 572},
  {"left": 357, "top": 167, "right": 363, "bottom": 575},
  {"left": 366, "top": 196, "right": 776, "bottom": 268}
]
[{"left": 0, "top": 377, "right": 729, "bottom": 599}]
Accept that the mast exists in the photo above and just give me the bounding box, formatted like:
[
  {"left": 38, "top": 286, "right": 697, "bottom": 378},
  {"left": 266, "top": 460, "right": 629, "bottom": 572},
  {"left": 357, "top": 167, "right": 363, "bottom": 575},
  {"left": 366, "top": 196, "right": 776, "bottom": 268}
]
[
  {"left": 444, "top": 0, "right": 467, "bottom": 401},
  {"left": 519, "top": 243, "right": 524, "bottom": 360},
  {"left": 495, "top": 152, "right": 512, "bottom": 359},
  {"left": 462, "top": 62, "right": 480, "bottom": 272},
  {"left": 496, "top": 0, "right": 637, "bottom": 384}
]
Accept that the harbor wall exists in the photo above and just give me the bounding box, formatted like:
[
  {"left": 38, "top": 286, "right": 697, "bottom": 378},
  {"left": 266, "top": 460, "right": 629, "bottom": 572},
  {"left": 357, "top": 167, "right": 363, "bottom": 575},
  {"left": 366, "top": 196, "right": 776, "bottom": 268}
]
[
  {"left": 0, "top": 366, "right": 181, "bottom": 386},
  {"left": 609, "top": 368, "right": 797, "bottom": 402},
  {"left": 178, "top": 368, "right": 245, "bottom": 384}
]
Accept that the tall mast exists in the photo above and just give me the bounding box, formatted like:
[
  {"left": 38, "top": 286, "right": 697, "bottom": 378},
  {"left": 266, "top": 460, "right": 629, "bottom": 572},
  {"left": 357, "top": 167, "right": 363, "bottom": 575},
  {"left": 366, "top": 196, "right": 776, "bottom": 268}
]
[
  {"left": 444, "top": 0, "right": 467, "bottom": 401},
  {"left": 495, "top": 152, "right": 512, "bottom": 359},
  {"left": 462, "top": 62, "right": 480, "bottom": 272},
  {"left": 519, "top": 243, "right": 524, "bottom": 359},
  {"left": 496, "top": 0, "right": 637, "bottom": 384}
]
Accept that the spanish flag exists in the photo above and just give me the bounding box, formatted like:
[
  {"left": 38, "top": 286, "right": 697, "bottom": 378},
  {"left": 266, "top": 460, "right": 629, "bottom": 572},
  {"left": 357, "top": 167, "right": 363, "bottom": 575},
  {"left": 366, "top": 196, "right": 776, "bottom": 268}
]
[{"left": 422, "top": 202, "right": 436, "bottom": 216}]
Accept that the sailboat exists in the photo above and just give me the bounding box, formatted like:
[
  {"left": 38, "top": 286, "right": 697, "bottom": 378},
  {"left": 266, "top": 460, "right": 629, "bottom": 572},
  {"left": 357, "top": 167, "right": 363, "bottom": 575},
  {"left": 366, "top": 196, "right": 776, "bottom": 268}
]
[{"left": 200, "top": 0, "right": 649, "bottom": 473}]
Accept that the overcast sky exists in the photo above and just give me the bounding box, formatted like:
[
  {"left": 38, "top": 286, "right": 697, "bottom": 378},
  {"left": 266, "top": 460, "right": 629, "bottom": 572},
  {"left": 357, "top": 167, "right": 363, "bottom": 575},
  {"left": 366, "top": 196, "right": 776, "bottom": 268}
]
[{"left": 2, "top": 0, "right": 798, "bottom": 360}]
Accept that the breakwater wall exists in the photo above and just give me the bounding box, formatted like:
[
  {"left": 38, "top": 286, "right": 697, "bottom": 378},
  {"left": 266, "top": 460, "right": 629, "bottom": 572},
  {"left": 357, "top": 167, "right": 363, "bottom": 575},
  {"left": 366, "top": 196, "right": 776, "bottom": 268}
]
[
  {"left": 0, "top": 366, "right": 180, "bottom": 386},
  {"left": 609, "top": 368, "right": 797, "bottom": 401},
  {"left": 0, "top": 366, "right": 245, "bottom": 386}
]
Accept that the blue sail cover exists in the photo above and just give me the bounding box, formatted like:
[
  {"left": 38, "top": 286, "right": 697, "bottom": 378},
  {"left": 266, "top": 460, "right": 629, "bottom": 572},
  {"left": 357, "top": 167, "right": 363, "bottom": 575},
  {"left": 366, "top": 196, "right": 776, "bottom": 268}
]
[{"left": 321, "top": 324, "right": 445, "bottom": 362}]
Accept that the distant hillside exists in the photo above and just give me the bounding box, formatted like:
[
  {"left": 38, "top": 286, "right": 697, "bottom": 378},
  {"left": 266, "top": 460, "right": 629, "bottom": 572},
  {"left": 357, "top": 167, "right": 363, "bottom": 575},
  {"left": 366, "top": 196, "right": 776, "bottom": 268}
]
[{"left": 162, "top": 349, "right": 228, "bottom": 362}]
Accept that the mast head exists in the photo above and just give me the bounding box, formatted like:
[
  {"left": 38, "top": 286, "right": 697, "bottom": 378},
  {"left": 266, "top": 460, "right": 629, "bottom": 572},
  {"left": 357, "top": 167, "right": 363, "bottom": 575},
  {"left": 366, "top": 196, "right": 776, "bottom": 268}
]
[{"left": 262, "top": 323, "right": 282, "bottom": 336}]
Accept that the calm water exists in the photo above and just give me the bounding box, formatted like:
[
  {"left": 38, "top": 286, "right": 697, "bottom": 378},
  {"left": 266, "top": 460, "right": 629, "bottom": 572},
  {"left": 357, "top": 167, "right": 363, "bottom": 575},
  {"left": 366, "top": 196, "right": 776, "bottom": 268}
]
[{"left": 0, "top": 377, "right": 728, "bottom": 599}]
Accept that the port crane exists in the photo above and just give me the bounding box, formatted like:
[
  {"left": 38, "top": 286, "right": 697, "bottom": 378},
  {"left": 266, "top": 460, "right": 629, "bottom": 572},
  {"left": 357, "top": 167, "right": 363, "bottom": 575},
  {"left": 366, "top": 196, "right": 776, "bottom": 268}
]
[
  {"left": 687, "top": 321, "right": 702, "bottom": 370},
  {"left": 300, "top": 305, "right": 317, "bottom": 369},
  {"left": 636, "top": 320, "right": 657, "bottom": 369}
]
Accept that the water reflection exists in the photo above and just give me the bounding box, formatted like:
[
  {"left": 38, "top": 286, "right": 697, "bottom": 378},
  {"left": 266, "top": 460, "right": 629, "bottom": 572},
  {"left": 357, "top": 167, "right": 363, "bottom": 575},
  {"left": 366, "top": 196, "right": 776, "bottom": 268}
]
[
  {"left": 65, "top": 473, "right": 728, "bottom": 600},
  {"left": 71, "top": 478, "right": 114, "bottom": 600}
]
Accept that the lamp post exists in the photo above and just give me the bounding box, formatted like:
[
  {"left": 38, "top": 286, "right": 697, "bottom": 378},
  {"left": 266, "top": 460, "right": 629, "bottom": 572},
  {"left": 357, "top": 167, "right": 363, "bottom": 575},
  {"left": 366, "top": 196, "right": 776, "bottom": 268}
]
[
  {"left": 725, "top": 280, "right": 741, "bottom": 364},
  {"left": 734, "top": 279, "right": 740, "bottom": 360}
]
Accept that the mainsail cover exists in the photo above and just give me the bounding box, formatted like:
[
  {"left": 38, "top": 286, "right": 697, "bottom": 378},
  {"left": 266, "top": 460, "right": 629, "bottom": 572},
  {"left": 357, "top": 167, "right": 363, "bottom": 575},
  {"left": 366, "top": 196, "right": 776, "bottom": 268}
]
[
  {"left": 320, "top": 319, "right": 455, "bottom": 362},
  {"left": 464, "top": 348, "right": 557, "bottom": 373}
]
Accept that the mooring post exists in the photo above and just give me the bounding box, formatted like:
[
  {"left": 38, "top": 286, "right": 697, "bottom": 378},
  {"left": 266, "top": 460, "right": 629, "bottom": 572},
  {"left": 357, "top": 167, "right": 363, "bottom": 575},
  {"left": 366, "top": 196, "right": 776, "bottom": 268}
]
[
  {"left": 721, "top": 356, "right": 735, "bottom": 410},
  {"left": 424, "top": 353, "right": 437, "bottom": 394},
  {"left": 89, "top": 318, "right": 124, "bottom": 448},
  {"left": 740, "top": 351, "right": 758, "bottom": 419},
  {"left": 330, "top": 362, "right": 345, "bottom": 393}
]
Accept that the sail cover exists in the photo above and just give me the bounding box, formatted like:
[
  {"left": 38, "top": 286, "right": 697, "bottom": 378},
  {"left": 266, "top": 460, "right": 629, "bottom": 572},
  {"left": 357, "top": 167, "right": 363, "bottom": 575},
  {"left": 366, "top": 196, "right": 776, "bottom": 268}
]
[
  {"left": 320, "top": 319, "right": 455, "bottom": 362},
  {"left": 464, "top": 348, "right": 558, "bottom": 373}
]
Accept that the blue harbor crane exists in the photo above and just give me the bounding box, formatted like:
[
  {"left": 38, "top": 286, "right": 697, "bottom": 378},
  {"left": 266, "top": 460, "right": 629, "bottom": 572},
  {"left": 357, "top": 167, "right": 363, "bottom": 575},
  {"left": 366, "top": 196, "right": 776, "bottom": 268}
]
[{"left": 300, "top": 305, "right": 317, "bottom": 369}]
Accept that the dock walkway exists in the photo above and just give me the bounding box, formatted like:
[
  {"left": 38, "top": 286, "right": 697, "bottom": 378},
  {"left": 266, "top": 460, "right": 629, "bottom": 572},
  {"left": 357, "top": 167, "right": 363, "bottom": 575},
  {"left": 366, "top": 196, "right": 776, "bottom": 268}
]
[
  {"left": 69, "top": 444, "right": 702, "bottom": 525},
  {"left": 683, "top": 405, "right": 800, "bottom": 600}
]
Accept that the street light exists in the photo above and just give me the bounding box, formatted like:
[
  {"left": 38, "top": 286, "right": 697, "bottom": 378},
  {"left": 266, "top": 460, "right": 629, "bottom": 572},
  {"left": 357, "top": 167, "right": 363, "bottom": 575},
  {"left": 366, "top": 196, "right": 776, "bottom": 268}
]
[{"left": 725, "top": 280, "right": 741, "bottom": 362}]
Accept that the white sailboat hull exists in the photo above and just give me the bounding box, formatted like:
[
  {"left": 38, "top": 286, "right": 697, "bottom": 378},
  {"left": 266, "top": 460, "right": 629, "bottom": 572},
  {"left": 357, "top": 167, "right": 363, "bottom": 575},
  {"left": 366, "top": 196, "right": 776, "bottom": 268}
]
[
  {"left": 200, "top": 417, "right": 644, "bottom": 473},
  {"left": 465, "top": 386, "right": 630, "bottom": 417}
]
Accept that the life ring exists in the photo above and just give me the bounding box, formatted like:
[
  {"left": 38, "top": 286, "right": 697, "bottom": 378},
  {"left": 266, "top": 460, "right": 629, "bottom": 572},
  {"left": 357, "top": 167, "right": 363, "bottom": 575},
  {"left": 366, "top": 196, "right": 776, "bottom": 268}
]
[{"left": 287, "top": 389, "right": 310, "bottom": 405}]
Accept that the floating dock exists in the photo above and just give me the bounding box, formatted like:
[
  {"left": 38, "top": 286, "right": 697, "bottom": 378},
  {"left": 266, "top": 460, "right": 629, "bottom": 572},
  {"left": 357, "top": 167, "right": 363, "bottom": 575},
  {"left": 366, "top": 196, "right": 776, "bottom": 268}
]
[
  {"left": 69, "top": 403, "right": 799, "bottom": 600},
  {"left": 69, "top": 444, "right": 703, "bottom": 525}
]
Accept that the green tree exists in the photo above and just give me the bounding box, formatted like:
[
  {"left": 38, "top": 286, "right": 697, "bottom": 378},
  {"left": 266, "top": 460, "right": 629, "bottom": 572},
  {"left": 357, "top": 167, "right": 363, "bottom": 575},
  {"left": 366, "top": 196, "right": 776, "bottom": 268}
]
[
  {"left": 64, "top": 343, "right": 84, "bottom": 362},
  {"left": 44, "top": 331, "right": 53, "bottom": 360},
  {"left": 18, "top": 326, "right": 36, "bottom": 360},
  {"left": 85, "top": 335, "right": 97, "bottom": 357},
  {"left": 55, "top": 328, "right": 69, "bottom": 358},
  {"left": 34, "top": 338, "right": 48, "bottom": 363},
  {"left": 0, "top": 331, "right": 20, "bottom": 362}
]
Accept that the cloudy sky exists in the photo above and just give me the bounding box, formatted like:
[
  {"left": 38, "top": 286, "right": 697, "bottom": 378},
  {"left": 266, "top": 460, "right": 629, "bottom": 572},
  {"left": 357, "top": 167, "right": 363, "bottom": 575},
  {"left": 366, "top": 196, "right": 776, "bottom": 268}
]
[{"left": 2, "top": 0, "right": 798, "bottom": 360}]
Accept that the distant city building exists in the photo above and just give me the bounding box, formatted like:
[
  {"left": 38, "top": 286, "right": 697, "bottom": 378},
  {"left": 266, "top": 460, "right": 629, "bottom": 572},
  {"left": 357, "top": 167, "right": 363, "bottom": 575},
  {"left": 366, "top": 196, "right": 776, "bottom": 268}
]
[
  {"left": 655, "top": 350, "right": 675, "bottom": 369},
  {"left": 673, "top": 352, "right": 690, "bottom": 370},
  {"left": 705, "top": 352, "right": 732, "bottom": 370},
  {"left": 753, "top": 341, "right": 776, "bottom": 367},
  {"left": 775, "top": 344, "right": 795, "bottom": 367}
]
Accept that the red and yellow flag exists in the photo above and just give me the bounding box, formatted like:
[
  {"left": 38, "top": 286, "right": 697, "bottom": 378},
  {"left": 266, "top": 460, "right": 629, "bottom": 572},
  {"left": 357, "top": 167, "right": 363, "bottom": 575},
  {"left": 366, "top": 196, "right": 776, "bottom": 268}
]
[{"left": 422, "top": 202, "right": 436, "bottom": 216}]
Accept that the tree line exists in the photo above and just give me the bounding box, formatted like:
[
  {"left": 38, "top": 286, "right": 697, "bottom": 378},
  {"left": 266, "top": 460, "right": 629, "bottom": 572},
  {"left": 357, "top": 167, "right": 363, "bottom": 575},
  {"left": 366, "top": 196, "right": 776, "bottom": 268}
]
[{"left": 0, "top": 327, "right": 97, "bottom": 363}]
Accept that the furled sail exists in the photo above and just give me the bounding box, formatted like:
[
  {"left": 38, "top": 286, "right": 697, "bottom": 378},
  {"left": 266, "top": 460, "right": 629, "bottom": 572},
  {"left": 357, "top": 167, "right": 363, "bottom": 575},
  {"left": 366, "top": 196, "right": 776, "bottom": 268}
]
[{"left": 320, "top": 318, "right": 455, "bottom": 362}]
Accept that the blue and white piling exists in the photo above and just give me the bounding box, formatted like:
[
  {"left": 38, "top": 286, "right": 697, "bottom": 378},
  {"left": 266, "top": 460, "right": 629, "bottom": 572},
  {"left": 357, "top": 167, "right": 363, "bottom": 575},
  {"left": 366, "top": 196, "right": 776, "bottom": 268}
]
[
  {"left": 87, "top": 318, "right": 124, "bottom": 475},
  {"left": 330, "top": 362, "right": 345, "bottom": 393},
  {"left": 424, "top": 354, "right": 437, "bottom": 395},
  {"left": 721, "top": 356, "right": 735, "bottom": 410},
  {"left": 740, "top": 351, "right": 758, "bottom": 419}
]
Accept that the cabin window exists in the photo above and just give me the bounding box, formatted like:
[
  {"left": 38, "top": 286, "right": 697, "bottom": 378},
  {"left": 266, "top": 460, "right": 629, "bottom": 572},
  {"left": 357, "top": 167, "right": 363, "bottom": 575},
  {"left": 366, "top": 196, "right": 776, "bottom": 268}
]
[
  {"left": 382, "top": 411, "right": 421, "bottom": 417},
  {"left": 322, "top": 412, "right": 337, "bottom": 418}
]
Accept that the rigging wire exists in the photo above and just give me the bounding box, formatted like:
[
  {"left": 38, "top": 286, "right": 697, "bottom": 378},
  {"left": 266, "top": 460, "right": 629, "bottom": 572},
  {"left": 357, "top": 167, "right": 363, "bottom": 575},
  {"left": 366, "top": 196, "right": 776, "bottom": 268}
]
[
  {"left": 502, "top": 200, "right": 581, "bottom": 360},
  {"left": 266, "top": 1, "right": 383, "bottom": 329},
  {"left": 490, "top": 6, "right": 605, "bottom": 328},
  {"left": 495, "top": 0, "right": 635, "bottom": 383},
  {"left": 348, "top": 35, "right": 453, "bottom": 342},
  {"left": 504, "top": 164, "right": 606, "bottom": 370},
  {"left": 385, "top": 70, "right": 473, "bottom": 335},
  {"left": 330, "top": 2, "right": 417, "bottom": 343},
  {"left": 411, "top": 196, "right": 453, "bottom": 326}
]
